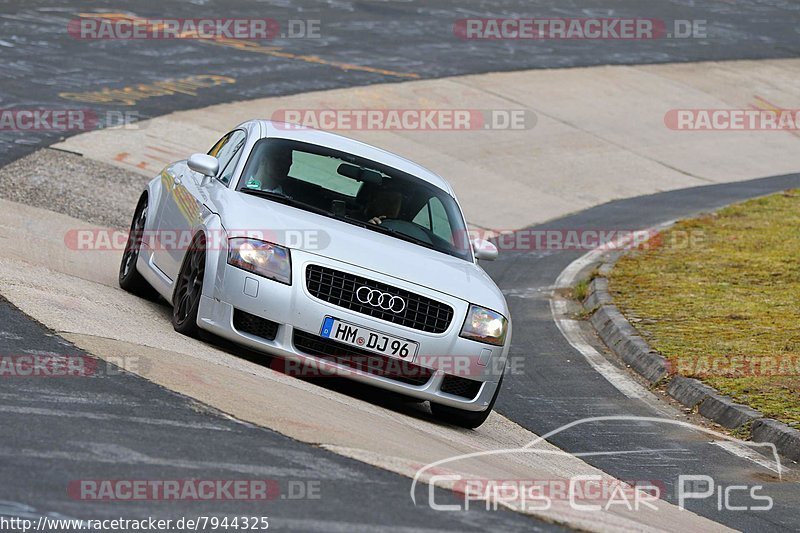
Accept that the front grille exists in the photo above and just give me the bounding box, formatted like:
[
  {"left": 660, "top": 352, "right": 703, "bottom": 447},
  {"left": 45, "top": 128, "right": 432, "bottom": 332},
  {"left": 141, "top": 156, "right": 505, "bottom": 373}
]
[
  {"left": 293, "top": 330, "right": 433, "bottom": 386},
  {"left": 440, "top": 374, "right": 482, "bottom": 400},
  {"left": 305, "top": 265, "right": 454, "bottom": 334},
  {"left": 233, "top": 309, "right": 279, "bottom": 341}
]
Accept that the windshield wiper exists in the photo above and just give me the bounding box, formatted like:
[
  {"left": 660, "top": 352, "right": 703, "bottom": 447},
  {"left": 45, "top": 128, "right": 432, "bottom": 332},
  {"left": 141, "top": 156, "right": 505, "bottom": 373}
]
[
  {"left": 240, "top": 188, "right": 292, "bottom": 203},
  {"left": 387, "top": 229, "right": 437, "bottom": 250},
  {"left": 342, "top": 215, "right": 436, "bottom": 250},
  {"left": 239, "top": 188, "right": 333, "bottom": 217}
]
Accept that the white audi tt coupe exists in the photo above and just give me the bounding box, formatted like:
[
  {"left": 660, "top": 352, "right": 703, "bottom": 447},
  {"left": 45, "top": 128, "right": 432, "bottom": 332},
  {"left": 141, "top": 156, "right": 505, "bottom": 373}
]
[{"left": 119, "top": 120, "right": 511, "bottom": 428}]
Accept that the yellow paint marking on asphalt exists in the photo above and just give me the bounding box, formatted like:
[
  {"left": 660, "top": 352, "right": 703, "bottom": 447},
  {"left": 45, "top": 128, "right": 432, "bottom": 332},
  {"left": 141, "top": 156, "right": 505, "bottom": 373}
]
[
  {"left": 76, "top": 12, "right": 133, "bottom": 20},
  {"left": 205, "top": 37, "right": 420, "bottom": 79},
  {"left": 59, "top": 75, "right": 236, "bottom": 106},
  {"left": 74, "top": 12, "right": 419, "bottom": 80},
  {"left": 750, "top": 94, "right": 800, "bottom": 138}
]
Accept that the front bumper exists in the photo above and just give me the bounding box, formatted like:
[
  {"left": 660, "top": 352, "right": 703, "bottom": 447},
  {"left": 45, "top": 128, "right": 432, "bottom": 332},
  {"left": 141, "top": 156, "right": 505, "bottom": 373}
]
[{"left": 196, "top": 251, "right": 509, "bottom": 411}]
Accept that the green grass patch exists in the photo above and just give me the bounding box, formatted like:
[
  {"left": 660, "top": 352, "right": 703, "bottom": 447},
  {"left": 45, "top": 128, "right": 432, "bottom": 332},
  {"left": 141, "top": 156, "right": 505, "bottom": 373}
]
[
  {"left": 574, "top": 278, "right": 590, "bottom": 301},
  {"left": 610, "top": 189, "right": 800, "bottom": 427},
  {"left": 573, "top": 268, "right": 601, "bottom": 301}
]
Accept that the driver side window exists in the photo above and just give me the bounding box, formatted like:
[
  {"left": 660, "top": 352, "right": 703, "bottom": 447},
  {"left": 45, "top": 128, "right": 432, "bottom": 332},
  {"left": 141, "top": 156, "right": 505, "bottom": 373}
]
[{"left": 208, "top": 130, "right": 246, "bottom": 185}]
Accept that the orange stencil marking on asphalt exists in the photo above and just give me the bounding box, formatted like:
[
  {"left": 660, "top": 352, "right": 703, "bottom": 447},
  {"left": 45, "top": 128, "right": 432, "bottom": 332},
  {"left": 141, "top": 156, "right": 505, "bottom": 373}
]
[{"left": 114, "top": 151, "right": 152, "bottom": 171}]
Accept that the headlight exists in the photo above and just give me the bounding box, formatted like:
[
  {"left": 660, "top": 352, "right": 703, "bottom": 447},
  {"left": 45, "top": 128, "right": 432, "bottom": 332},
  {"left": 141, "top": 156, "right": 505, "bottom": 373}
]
[
  {"left": 460, "top": 305, "right": 508, "bottom": 346},
  {"left": 227, "top": 238, "right": 291, "bottom": 285}
]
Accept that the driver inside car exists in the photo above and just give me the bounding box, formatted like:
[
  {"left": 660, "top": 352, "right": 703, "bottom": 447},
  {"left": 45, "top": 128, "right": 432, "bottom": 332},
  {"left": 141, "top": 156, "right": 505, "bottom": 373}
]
[{"left": 364, "top": 189, "right": 402, "bottom": 225}]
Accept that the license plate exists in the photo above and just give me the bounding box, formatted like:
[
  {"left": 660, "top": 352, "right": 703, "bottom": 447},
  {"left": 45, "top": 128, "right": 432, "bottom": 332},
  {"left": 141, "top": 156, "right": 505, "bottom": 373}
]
[{"left": 320, "top": 316, "right": 418, "bottom": 361}]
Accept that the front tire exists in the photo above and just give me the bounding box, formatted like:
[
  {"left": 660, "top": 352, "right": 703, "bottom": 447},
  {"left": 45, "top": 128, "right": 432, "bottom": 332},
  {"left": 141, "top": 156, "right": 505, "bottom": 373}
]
[
  {"left": 119, "top": 196, "right": 158, "bottom": 299},
  {"left": 431, "top": 375, "right": 503, "bottom": 429},
  {"left": 172, "top": 235, "right": 206, "bottom": 337}
]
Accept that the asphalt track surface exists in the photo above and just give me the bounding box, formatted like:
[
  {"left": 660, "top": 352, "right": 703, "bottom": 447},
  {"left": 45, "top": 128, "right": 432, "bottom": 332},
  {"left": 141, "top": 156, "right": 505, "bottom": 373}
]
[
  {"left": 2, "top": 0, "right": 800, "bottom": 531},
  {"left": 2, "top": 0, "right": 800, "bottom": 165}
]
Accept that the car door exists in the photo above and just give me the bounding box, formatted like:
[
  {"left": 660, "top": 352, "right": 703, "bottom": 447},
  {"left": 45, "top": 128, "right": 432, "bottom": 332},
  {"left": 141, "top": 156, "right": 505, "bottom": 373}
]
[{"left": 153, "top": 129, "right": 246, "bottom": 281}]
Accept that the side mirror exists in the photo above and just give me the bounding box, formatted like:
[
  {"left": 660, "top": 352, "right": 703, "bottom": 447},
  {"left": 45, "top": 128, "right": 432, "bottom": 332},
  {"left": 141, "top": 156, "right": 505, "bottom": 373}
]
[
  {"left": 473, "top": 238, "right": 498, "bottom": 261},
  {"left": 188, "top": 153, "right": 219, "bottom": 177}
]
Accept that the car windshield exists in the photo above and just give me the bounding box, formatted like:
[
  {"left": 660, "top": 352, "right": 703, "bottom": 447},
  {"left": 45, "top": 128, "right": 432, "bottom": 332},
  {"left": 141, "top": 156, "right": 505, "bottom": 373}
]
[{"left": 236, "top": 138, "right": 472, "bottom": 261}]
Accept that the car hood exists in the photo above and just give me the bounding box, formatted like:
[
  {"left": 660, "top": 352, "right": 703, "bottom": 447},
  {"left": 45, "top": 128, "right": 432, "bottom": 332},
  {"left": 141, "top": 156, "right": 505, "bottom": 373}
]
[{"left": 214, "top": 191, "right": 508, "bottom": 314}]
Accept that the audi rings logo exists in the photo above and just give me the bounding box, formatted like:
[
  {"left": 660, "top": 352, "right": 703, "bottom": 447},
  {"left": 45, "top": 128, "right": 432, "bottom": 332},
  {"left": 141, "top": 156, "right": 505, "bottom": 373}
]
[{"left": 356, "top": 286, "right": 406, "bottom": 313}]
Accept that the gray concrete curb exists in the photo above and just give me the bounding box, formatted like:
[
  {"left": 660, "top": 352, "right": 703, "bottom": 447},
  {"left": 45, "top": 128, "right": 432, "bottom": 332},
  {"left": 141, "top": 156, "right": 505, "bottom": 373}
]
[
  {"left": 588, "top": 303, "right": 669, "bottom": 383},
  {"left": 581, "top": 254, "right": 800, "bottom": 463},
  {"left": 752, "top": 419, "right": 800, "bottom": 462}
]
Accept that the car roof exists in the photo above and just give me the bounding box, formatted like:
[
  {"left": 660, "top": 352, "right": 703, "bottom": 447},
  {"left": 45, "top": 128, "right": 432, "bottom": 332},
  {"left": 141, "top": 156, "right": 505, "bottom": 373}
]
[{"left": 246, "top": 120, "right": 455, "bottom": 196}]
